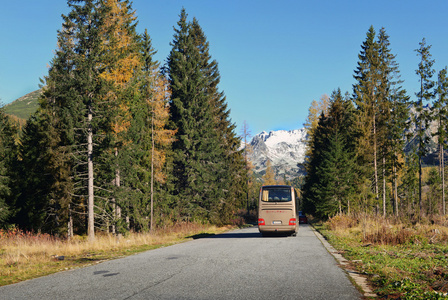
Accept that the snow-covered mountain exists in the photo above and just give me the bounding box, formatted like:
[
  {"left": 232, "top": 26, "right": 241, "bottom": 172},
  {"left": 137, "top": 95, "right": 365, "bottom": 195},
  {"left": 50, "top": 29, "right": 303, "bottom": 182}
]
[
  {"left": 245, "top": 104, "right": 444, "bottom": 181},
  {"left": 247, "top": 129, "right": 308, "bottom": 180}
]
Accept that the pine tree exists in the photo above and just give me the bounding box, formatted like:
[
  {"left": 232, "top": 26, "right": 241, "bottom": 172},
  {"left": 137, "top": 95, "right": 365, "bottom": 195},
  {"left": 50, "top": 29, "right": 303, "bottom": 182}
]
[{"left": 414, "top": 38, "right": 436, "bottom": 214}]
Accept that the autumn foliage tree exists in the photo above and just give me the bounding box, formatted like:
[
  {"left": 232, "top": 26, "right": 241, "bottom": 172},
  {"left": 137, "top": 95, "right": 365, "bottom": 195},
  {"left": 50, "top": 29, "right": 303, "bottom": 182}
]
[
  {"left": 3, "top": 3, "right": 249, "bottom": 233},
  {"left": 10, "top": 0, "right": 176, "bottom": 236},
  {"left": 262, "top": 160, "right": 277, "bottom": 186}
]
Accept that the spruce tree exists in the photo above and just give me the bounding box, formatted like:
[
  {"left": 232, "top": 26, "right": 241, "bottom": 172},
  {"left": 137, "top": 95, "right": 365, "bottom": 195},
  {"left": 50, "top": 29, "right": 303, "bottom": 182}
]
[
  {"left": 314, "top": 90, "right": 356, "bottom": 217},
  {"left": 24, "top": 0, "right": 107, "bottom": 238},
  {"left": 167, "top": 9, "right": 242, "bottom": 223},
  {"left": 190, "top": 17, "right": 246, "bottom": 223},
  {"left": 15, "top": 106, "right": 74, "bottom": 235},
  {"left": 434, "top": 67, "right": 448, "bottom": 215},
  {"left": 401, "top": 149, "right": 419, "bottom": 214},
  {"left": 302, "top": 90, "right": 357, "bottom": 218},
  {"left": 302, "top": 112, "right": 326, "bottom": 216},
  {"left": 63, "top": 0, "right": 104, "bottom": 240},
  {"left": 127, "top": 31, "right": 175, "bottom": 231},
  {"left": 168, "top": 9, "right": 207, "bottom": 220},
  {"left": 352, "top": 26, "right": 409, "bottom": 216},
  {"left": 353, "top": 26, "right": 382, "bottom": 210},
  {"left": 427, "top": 168, "right": 441, "bottom": 215},
  {"left": 414, "top": 38, "right": 436, "bottom": 214},
  {"left": 377, "top": 27, "right": 410, "bottom": 216},
  {"left": 0, "top": 109, "right": 17, "bottom": 225},
  {"left": 14, "top": 11, "right": 81, "bottom": 234}
]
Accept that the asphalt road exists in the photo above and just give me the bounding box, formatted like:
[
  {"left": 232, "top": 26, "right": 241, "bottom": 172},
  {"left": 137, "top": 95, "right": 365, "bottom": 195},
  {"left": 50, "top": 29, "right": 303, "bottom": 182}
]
[{"left": 0, "top": 225, "right": 361, "bottom": 300}]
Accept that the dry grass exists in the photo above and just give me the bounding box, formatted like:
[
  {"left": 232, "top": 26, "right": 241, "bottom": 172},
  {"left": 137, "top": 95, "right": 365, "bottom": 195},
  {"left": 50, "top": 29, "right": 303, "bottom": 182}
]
[
  {"left": 0, "top": 223, "right": 233, "bottom": 286},
  {"left": 326, "top": 214, "right": 448, "bottom": 246},
  {"left": 320, "top": 214, "right": 448, "bottom": 298}
]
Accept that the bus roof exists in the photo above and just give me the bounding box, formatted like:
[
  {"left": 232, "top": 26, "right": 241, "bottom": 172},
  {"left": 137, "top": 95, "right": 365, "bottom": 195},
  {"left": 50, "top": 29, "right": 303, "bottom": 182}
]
[{"left": 261, "top": 185, "right": 293, "bottom": 188}]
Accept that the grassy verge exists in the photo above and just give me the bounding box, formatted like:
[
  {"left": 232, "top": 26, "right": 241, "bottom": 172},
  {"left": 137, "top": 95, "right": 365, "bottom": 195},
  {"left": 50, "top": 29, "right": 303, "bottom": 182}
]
[
  {"left": 0, "top": 223, "right": 233, "bottom": 287},
  {"left": 314, "top": 215, "right": 448, "bottom": 299}
]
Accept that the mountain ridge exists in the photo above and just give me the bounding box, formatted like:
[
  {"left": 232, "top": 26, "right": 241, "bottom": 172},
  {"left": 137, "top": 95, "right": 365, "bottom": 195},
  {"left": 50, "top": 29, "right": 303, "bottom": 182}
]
[
  {"left": 2, "top": 89, "right": 41, "bottom": 120},
  {"left": 248, "top": 128, "right": 307, "bottom": 180}
]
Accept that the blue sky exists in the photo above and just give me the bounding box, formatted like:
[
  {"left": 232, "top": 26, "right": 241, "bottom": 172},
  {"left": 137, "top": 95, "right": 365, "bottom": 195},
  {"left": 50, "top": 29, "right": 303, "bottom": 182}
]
[{"left": 1, "top": 1, "right": 448, "bottom": 135}]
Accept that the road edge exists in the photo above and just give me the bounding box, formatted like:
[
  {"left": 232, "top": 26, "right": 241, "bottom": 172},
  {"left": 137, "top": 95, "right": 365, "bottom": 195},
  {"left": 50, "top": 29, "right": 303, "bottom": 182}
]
[{"left": 310, "top": 225, "right": 377, "bottom": 299}]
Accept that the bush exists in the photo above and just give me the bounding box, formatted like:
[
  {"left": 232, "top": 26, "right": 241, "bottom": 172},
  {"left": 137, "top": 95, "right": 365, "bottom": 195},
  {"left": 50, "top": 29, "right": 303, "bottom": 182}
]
[{"left": 327, "top": 214, "right": 358, "bottom": 231}]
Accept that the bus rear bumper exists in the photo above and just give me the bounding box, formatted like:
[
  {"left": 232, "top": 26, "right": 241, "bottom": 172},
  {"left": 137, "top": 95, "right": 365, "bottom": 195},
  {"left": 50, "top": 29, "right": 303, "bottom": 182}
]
[{"left": 258, "top": 225, "right": 297, "bottom": 233}]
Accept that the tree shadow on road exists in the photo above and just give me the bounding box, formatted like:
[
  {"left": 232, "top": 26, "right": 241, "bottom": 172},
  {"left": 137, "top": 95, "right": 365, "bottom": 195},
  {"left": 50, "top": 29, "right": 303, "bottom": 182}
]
[{"left": 189, "top": 229, "right": 267, "bottom": 239}]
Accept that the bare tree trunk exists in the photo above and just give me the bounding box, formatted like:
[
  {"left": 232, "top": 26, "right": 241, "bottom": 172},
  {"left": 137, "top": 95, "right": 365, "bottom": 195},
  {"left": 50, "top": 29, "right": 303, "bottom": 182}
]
[
  {"left": 338, "top": 199, "right": 342, "bottom": 215},
  {"left": 393, "top": 159, "right": 399, "bottom": 217},
  {"left": 347, "top": 199, "right": 350, "bottom": 215},
  {"left": 242, "top": 121, "right": 251, "bottom": 211},
  {"left": 115, "top": 148, "right": 122, "bottom": 233},
  {"left": 68, "top": 204, "right": 73, "bottom": 239},
  {"left": 419, "top": 155, "right": 423, "bottom": 215},
  {"left": 382, "top": 156, "right": 386, "bottom": 217},
  {"left": 442, "top": 146, "right": 446, "bottom": 215},
  {"left": 373, "top": 114, "right": 379, "bottom": 213},
  {"left": 418, "top": 79, "right": 423, "bottom": 216},
  {"left": 87, "top": 104, "right": 95, "bottom": 242},
  {"left": 150, "top": 107, "right": 154, "bottom": 233}
]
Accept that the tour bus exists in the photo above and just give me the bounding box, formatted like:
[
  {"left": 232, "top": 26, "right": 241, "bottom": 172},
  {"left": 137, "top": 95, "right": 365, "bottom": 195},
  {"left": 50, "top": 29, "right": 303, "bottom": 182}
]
[{"left": 258, "top": 185, "right": 298, "bottom": 236}]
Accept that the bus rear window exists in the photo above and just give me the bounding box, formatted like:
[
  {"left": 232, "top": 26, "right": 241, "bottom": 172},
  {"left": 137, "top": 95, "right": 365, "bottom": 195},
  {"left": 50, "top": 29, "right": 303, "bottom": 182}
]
[{"left": 261, "top": 188, "right": 292, "bottom": 202}]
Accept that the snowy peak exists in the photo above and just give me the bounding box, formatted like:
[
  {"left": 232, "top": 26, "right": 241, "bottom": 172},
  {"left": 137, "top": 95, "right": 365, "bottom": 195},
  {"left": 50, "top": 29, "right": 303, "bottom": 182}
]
[
  {"left": 248, "top": 128, "right": 308, "bottom": 180},
  {"left": 258, "top": 129, "right": 307, "bottom": 147}
]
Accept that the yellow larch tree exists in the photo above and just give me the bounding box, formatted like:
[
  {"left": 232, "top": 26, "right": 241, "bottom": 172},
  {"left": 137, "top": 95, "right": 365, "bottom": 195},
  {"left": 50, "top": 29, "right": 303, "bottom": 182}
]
[
  {"left": 262, "top": 160, "right": 277, "bottom": 186},
  {"left": 303, "top": 94, "right": 330, "bottom": 162},
  {"left": 98, "top": 0, "right": 142, "bottom": 232}
]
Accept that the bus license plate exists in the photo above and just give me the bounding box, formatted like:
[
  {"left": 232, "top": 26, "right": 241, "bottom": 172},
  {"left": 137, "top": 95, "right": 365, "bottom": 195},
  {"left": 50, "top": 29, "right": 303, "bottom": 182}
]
[{"left": 272, "top": 221, "right": 282, "bottom": 225}]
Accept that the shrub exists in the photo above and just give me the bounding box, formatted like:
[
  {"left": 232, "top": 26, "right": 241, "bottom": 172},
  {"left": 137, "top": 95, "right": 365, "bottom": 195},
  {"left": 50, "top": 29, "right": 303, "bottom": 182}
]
[{"left": 327, "top": 214, "right": 358, "bottom": 231}]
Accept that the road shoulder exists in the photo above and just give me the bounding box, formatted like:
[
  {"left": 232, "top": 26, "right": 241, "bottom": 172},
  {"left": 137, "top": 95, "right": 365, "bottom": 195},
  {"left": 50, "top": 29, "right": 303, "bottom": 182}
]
[{"left": 310, "top": 225, "right": 377, "bottom": 298}]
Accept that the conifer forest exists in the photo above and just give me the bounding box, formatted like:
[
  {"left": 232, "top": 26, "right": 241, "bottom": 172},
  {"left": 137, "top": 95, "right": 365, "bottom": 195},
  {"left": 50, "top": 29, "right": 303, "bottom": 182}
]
[
  {"left": 0, "top": 1, "right": 246, "bottom": 239},
  {"left": 302, "top": 26, "right": 448, "bottom": 221},
  {"left": 0, "top": 1, "right": 447, "bottom": 239}
]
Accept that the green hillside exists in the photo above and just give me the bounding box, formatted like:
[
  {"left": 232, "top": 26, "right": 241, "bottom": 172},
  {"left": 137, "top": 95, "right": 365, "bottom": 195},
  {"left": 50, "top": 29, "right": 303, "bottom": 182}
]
[{"left": 3, "top": 89, "right": 41, "bottom": 120}]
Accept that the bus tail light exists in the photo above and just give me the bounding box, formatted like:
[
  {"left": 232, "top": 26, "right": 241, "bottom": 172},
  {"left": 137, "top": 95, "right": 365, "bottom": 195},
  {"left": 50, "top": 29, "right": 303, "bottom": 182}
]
[
  {"left": 289, "top": 218, "right": 297, "bottom": 225},
  {"left": 258, "top": 218, "right": 265, "bottom": 226}
]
